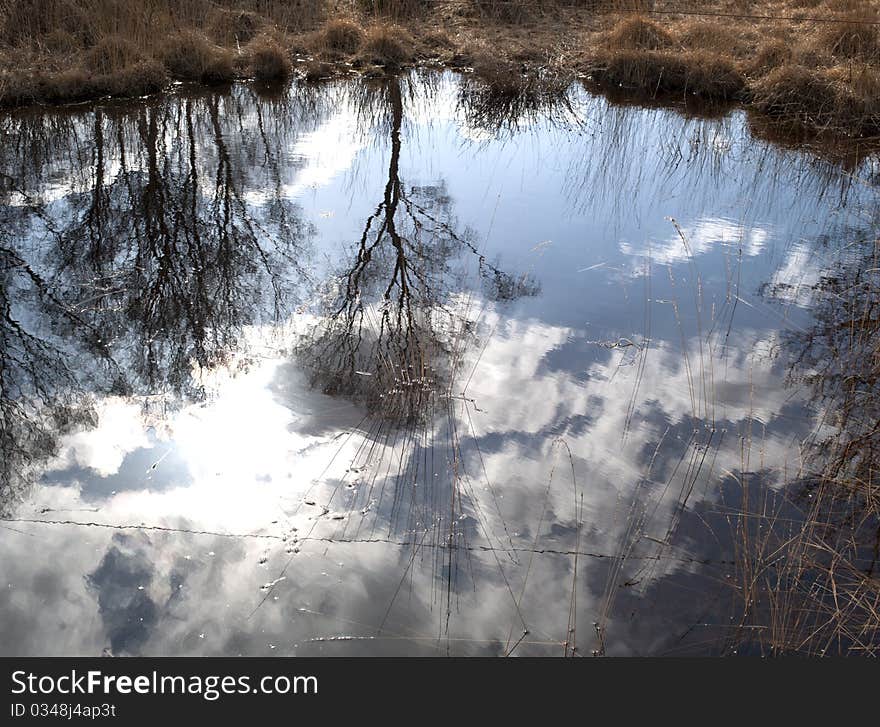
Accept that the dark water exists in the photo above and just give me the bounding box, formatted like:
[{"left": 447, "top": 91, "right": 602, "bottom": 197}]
[{"left": 1, "top": 72, "right": 878, "bottom": 656}]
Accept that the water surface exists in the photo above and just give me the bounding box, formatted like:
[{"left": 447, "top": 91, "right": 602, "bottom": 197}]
[{"left": 1, "top": 72, "right": 878, "bottom": 656}]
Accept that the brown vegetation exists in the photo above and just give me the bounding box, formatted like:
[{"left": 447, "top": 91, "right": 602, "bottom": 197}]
[
  {"left": 1, "top": 1, "right": 880, "bottom": 138},
  {"left": 731, "top": 235, "right": 880, "bottom": 656},
  {"left": 359, "top": 0, "right": 427, "bottom": 19},
  {"left": 314, "top": 17, "right": 365, "bottom": 55},
  {"left": 472, "top": 0, "right": 533, "bottom": 24},
  {"left": 161, "top": 31, "right": 236, "bottom": 84},
  {"left": 598, "top": 15, "right": 676, "bottom": 51},
  {"left": 207, "top": 8, "right": 264, "bottom": 46},
  {"left": 362, "top": 24, "right": 413, "bottom": 66},
  {"left": 586, "top": 5, "right": 880, "bottom": 136},
  {"left": 752, "top": 63, "right": 880, "bottom": 135},
  {"left": 246, "top": 35, "right": 293, "bottom": 80},
  {"left": 589, "top": 48, "right": 746, "bottom": 101}
]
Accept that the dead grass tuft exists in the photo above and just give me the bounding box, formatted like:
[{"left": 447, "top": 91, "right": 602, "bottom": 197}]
[
  {"left": 590, "top": 48, "right": 745, "bottom": 101},
  {"left": 362, "top": 24, "right": 414, "bottom": 66},
  {"left": 315, "top": 17, "right": 365, "bottom": 55},
  {"left": 598, "top": 15, "right": 676, "bottom": 51},
  {"left": 812, "top": 20, "right": 880, "bottom": 62},
  {"left": 679, "top": 20, "right": 754, "bottom": 58},
  {"left": 93, "top": 59, "right": 168, "bottom": 97},
  {"left": 751, "top": 63, "right": 880, "bottom": 135},
  {"left": 301, "top": 58, "right": 334, "bottom": 82},
  {"left": 470, "top": 51, "right": 525, "bottom": 95},
  {"left": 746, "top": 38, "right": 795, "bottom": 77},
  {"left": 82, "top": 34, "right": 143, "bottom": 75},
  {"left": 207, "top": 8, "right": 265, "bottom": 46},
  {"left": 161, "top": 30, "right": 236, "bottom": 84},
  {"left": 246, "top": 35, "right": 292, "bottom": 80},
  {"left": 751, "top": 65, "right": 837, "bottom": 122},
  {"left": 35, "top": 67, "right": 93, "bottom": 102}
]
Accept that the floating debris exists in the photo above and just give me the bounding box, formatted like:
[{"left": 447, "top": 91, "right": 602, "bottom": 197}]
[{"left": 259, "top": 576, "right": 287, "bottom": 592}]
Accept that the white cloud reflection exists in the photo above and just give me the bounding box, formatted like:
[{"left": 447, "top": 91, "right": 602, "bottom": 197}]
[
  {"left": 0, "top": 302, "right": 816, "bottom": 656},
  {"left": 620, "top": 216, "right": 770, "bottom": 267}
]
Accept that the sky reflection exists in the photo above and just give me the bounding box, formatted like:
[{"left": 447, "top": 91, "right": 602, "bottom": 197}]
[{"left": 1, "top": 72, "right": 878, "bottom": 656}]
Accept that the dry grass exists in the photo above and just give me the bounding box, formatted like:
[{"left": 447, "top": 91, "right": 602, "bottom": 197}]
[
  {"left": 207, "top": 8, "right": 265, "bottom": 46},
  {"left": 0, "top": 1, "right": 879, "bottom": 139},
  {"left": 314, "top": 17, "right": 365, "bottom": 56},
  {"left": 584, "top": 1, "right": 880, "bottom": 135},
  {"left": 161, "top": 31, "right": 236, "bottom": 84},
  {"left": 752, "top": 63, "right": 880, "bottom": 135},
  {"left": 362, "top": 24, "right": 413, "bottom": 66},
  {"left": 678, "top": 20, "right": 756, "bottom": 58},
  {"left": 730, "top": 474, "right": 880, "bottom": 656},
  {"left": 745, "top": 38, "right": 795, "bottom": 76},
  {"left": 588, "top": 15, "right": 748, "bottom": 102},
  {"left": 732, "top": 237, "right": 880, "bottom": 656},
  {"left": 0, "top": 56, "right": 167, "bottom": 104},
  {"left": 471, "top": 0, "right": 533, "bottom": 24},
  {"left": 0, "top": 0, "right": 96, "bottom": 47},
  {"left": 812, "top": 17, "right": 880, "bottom": 62},
  {"left": 471, "top": 53, "right": 525, "bottom": 91},
  {"left": 246, "top": 35, "right": 292, "bottom": 80},
  {"left": 359, "top": 0, "right": 427, "bottom": 18},
  {"left": 590, "top": 48, "right": 746, "bottom": 101},
  {"left": 82, "top": 34, "right": 144, "bottom": 74},
  {"left": 301, "top": 58, "right": 335, "bottom": 81},
  {"left": 460, "top": 49, "right": 574, "bottom": 133},
  {"left": 598, "top": 15, "right": 676, "bottom": 51}
]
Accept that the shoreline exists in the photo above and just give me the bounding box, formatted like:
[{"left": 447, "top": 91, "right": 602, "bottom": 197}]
[
  {"left": 4, "top": 65, "right": 878, "bottom": 171},
  {"left": 1, "top": 2, "right": 880, "bottom": 142}
]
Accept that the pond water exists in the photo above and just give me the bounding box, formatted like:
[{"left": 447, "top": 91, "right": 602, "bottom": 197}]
[{"left": 1, "top": 72, "right": 878, "bottom": 656}]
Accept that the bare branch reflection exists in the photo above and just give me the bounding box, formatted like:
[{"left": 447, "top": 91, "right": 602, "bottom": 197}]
[
  {"left": 0, "top": 88, "right": 316, "bottom": 506},
  {"left": 298, "top": 77, "right": 539, "bottom": 425}
]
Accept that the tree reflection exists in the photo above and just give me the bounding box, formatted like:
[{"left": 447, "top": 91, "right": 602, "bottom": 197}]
[
  {"left": 0, "top": 88, "right": 315, "bottom": 506},
  {"left": 290, "top": 79, "right": 541, "bottom": 633},
  {"left": 51, "top": 97, "right": 312, "bottom": 398},
  {"left": 298, "top": 77, "right": 538, "bottom": 425},
  {"left": 0, "top": 242, "right": 98, "bottom": 513}
]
